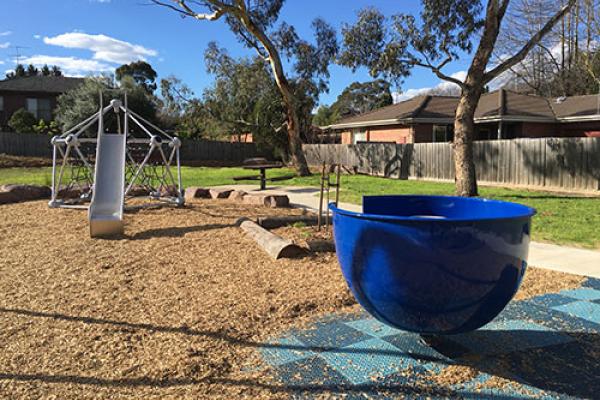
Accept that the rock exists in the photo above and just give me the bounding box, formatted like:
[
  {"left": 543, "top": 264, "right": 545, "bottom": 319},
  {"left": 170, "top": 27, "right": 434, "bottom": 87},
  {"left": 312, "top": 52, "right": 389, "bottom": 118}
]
[
  {"left": 57, "top": 185, "right": 86, "bottom": 199},
  {"left": 128, "top": 185, "right": 151, "bottom": 197},
  {"left": 185, "top": 187, "right": 211, "bottom": 202},
  {"left": 210, "top": 188, "right": 233, "bottom": 199},
  {"left": 228, "top": 190, "right": 247, "bottom": 202},
  {"left": 0, "top": 191, "right": 18, "bottom": 204},
  {"left": 161, "top": 185, "right": 180, "bottom": 197},
  {"left": 265, "top": 195, "right": 290, "bottom": 208},
  {"left": 242, "top": 194, "right": 290, "bottom": 208},
  {"left": 0, "top": 184, "right": 51, "bottom": 202}
]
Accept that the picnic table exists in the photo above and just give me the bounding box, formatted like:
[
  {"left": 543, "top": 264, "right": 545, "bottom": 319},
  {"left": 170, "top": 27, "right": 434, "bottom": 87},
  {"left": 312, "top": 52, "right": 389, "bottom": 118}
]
[{"left": 234, "top": 158, "right": 292, "bottom": 190}]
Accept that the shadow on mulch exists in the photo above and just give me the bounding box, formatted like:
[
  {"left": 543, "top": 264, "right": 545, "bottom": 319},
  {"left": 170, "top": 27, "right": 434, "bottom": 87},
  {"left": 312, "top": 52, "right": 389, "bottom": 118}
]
[
  {"left": 1, "top": 306, "right": 597, "bottom": 398},
  {"left": 129, "top": 223, "right": 234, "bottom": 240}
]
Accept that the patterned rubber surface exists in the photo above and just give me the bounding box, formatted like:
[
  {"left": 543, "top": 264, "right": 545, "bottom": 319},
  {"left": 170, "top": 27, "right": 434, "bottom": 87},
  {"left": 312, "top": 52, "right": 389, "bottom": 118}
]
[{"left": 260, "top": 278, "right": 600, "bottom": 399}]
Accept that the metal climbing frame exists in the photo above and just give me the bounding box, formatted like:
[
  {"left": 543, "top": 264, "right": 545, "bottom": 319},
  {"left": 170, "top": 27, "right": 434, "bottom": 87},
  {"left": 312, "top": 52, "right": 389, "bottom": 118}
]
[{"left": 48, "top": 96, "right": 184, "bottom": 208}]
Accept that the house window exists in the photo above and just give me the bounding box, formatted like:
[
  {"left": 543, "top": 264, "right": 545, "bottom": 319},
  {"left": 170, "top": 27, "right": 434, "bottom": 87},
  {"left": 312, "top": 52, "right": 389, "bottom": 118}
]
[
  {"left": 432, "top": 125, "right": 453, "bottom": 142},
  {"left": 352, "top": 129, "right": 367, "bottom": 144},
  {"left": 0, "top": 96, "right": 3, "bottom": 112},
  {"left": 26, "top": 98, "right": 52, "bottom": 121}
]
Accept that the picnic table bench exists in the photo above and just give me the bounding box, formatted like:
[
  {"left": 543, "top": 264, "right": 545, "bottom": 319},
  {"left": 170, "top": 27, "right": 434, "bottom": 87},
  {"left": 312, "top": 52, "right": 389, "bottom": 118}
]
[{"left": 233, "top": 158, "right": 295, "bottom": 190}]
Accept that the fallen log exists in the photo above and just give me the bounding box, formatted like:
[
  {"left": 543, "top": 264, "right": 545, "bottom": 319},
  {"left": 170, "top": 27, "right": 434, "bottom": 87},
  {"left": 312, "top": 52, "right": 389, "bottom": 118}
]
[
  {"left": 257, "top": 215, "right": 320, "bottom": 229},
  {"left": 237, "top": 218, "right": 304, "bottom": 260}
]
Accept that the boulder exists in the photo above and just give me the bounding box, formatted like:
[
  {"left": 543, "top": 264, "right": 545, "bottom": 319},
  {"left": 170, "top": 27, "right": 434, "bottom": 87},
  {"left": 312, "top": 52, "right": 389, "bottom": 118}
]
[
  {"left": 57, "top": 185, "right": 87, "bottom": 199},
  {"left": 0, "top": 191, "right": 18, "bottom": 205},
  {"left": 210, "top": 188, "right": 233, "bottom": 199},
  {"left": 128, "top": 185, "right": 151, "bottom": 197},
  {"left": 0, "top": 184, "right": 51, "bottom": 202},
  {"left": 243, "top": 194, "right": 290, "bottom": 208},
  {"left": 228, "top": 190, "right": 247, "bottom": 202},
  {"left": 185, "top": 187, "right": 211, "bottom": 201},
  {"left": 160, "top": 185, "right": 180, "bottom": 197}
]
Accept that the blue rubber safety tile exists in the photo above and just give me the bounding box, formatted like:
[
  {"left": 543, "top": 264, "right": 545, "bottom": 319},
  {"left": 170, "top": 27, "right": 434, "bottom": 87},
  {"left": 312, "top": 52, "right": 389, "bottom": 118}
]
[
  {"left": 528, "top": 293, "right": 578, "bottom": 308},
  {"left": 382, "top": 332, "right": 454, "bottom": 365},
  {"left": 445, "top": 320, "right": 572, "bottom": 356},
  {"left": 497, "top": 300, "right": 600, "bottom": 333},
  {"left": 582, "top": 278, "right": 600, "bottom": 291},
  {"left": 319, "top": 337, "right": 418, "bottom": 385},
  {"left": 260, "top": 335, "right": 315, "bottom": 366},
  {"left": 293, "top": 320, "right": 372, "bottom": 350},
  {"left": 345, "top": 318, "right": 403, "bottom": 338},
  {"left": 552, "top": 300, "right": 600, "bottom": 325},
  {"left": 560, "top": 288, "right": 600, "bottom": 301},
  {"left": 273, "top": 355, "right": 351, "bottom": 391}
]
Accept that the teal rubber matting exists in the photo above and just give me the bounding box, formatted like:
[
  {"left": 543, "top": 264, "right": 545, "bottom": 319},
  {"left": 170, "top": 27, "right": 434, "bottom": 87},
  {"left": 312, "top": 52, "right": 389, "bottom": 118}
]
[{"left": 260, "top": 277, "right": 600, "bottom": 399}]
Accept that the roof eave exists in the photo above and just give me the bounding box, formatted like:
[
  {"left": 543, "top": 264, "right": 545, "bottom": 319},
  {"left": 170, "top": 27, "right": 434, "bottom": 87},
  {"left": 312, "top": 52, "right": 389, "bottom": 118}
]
[{"left": 557, "top": 114, "right": 600, "bottom": 122}]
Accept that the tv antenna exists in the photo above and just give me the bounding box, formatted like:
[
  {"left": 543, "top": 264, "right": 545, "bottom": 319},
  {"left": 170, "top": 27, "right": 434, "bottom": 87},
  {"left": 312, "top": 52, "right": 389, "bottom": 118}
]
[{"left": 9, "top": 45, "right": 29, "bottom": 65}]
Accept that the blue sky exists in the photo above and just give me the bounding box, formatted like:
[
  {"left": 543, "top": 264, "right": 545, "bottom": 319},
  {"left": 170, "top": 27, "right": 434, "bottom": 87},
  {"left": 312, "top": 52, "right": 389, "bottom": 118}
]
[{"left": 0, "top": 0, "right": 472, "bottom": 106}]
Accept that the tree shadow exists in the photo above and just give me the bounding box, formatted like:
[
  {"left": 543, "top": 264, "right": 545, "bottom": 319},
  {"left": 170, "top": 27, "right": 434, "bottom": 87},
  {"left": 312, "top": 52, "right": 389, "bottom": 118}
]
[
  {"left": 1, "top": 307, "right": 597, "bottom": 398},
  {"left": 424, "top": 329, "right": 600, "bottom": 399},
  {"left": 130, "top": 223, "right": 234, "bottom": 240}
]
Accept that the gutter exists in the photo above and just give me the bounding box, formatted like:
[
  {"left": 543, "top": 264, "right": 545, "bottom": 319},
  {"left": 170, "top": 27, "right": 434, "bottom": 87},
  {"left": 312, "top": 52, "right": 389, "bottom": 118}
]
[{"left": 328, "top": 114, "right": 600, "bottom": 131}]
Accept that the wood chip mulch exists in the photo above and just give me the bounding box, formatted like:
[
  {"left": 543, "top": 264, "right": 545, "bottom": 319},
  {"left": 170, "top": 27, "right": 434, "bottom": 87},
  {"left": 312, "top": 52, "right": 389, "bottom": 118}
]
[{"left": 0, "top": 201, "right": 586, "bottom": 398}]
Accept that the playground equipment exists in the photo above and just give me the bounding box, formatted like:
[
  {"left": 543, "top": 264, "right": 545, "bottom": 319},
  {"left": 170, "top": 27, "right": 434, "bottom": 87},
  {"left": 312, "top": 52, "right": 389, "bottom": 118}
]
[
  {"left": 331, "top": 195, "right": 535, "bottom": 335},
  {"left": 48, "top": 96, "right": 184, "bottom": 237}
]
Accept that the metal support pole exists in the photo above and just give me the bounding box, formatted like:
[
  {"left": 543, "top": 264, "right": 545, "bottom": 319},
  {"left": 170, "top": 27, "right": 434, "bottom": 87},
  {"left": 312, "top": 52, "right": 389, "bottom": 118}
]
[
  {"left": 317, "top": 163, "right": 326, "bottom": 231},
  {"left": 335, "top": 164, "right": 341, "bottom": 207}
]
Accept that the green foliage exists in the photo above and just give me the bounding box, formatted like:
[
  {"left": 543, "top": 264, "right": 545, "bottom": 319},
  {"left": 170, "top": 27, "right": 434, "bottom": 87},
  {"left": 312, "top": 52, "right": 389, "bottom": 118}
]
[
  {"left": 55, "top": 75, "right": 158, "bottom": 134},
  {"left": 339, "top": 2, "right": 483, "bottom": 85},
  {"left": 33, "top": 119, "right": 61, "bottom": 135},
  {"left": 5, "top": 63, "right": 63, "bottom": 79},
  {"left": 8, "top": 108, "right": 37, "bottom": 133},
  {"left": 312, "top": 105, "right": 336, "bottom": 127},
  {"left": 115, "top": 61, "right": 158, "bottom": 93},
  {"left": 313, "top": 80, "right": 393, "bottom": 126},
  {"left": 193, "top": 46, "right": 290, "bottom": 156}
]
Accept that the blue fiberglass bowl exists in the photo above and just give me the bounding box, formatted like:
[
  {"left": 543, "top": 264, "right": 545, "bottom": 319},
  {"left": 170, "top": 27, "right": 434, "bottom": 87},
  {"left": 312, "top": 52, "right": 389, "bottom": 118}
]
[{"left": 330, "top": 195, "right": 536, "bottom": 335}]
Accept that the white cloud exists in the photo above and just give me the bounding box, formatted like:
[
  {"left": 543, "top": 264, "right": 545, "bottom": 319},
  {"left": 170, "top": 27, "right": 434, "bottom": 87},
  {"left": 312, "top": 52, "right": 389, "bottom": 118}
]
[
  {"left": 43, "top": 32, "right": 157, "bottom": 64},
  {"left": 0, "top": 42, "right": 10, "bottom": 49},
  {"left": 33, "top": 34, "right": 41, "bottom": 39},
  {"left": 0, "top": 31, "right": 11, "bottom": 37},
  {"left": 393, "top": 71, "right": 466, "bottom": 102},
  {"left": 0, "top": 61, "right": 5, "bottom": 65},
  {"left": 20, "top": 55, "right": 113, "bottom": 75}
]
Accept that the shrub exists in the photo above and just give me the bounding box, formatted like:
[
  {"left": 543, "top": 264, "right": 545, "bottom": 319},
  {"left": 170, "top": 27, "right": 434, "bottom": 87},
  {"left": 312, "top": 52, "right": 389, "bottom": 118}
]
[
  {"left": 33, "top": 119, "right": 61, "bottom": 135},
  {"left": 8, "top": 108, "right": 37, "bottom": 133}
]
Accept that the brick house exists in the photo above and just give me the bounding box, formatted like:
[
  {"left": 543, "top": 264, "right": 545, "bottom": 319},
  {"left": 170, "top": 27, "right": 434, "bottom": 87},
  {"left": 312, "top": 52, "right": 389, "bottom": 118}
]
[
  {"left": 328, "top": 89, "right": 600, "bottom": 144},
  {"left": 0, "top": 76, "right": 84, "bottom": 130}
]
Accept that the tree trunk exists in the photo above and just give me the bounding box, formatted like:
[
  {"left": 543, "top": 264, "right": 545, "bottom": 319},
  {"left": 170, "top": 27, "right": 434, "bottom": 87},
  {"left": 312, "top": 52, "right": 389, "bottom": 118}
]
[
  {"left": 238, "top": 12, "right": 311, "bottom": 176},
  {"left": 453, "top": 90, "right": 481, "bottom": 197}
]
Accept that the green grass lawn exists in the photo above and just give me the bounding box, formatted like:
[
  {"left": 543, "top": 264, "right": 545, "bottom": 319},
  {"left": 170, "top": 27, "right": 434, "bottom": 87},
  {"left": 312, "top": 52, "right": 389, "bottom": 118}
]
[{"left": 1, "top": 166, "right": 599, "bottom": 249}]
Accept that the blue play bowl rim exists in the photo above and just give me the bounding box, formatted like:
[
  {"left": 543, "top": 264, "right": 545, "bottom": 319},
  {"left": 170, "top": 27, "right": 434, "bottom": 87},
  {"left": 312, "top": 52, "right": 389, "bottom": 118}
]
[
  {"left": 329, "top": 195, "right": 536, "bottom": 335},
  {"left": 329, "top": 195, "right": 536, "bottom": 223}
]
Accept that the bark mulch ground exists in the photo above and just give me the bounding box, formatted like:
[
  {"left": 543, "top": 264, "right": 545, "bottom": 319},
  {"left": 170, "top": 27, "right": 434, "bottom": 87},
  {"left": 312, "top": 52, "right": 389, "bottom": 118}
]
[{"left": 0, "top": 200, "right": 585, "bottom": 399}]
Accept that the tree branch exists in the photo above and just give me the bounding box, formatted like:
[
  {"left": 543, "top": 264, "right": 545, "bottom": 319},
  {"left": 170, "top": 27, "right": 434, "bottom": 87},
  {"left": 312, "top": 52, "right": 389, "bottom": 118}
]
[
  {"left": 414, "top": 61, "right": 466, "bottom": 88},
  {"left": 483, "top": 0, "right": 575, "bottom": 83},
  {"left": 149, "top": 0, "right": 227, "bottom": 21}
]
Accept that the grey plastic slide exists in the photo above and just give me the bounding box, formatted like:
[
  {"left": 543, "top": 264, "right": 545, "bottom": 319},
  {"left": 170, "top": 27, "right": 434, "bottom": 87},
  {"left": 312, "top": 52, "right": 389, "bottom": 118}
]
[{"left": 89, "top": 132, "right": 127, "bottom": 237}]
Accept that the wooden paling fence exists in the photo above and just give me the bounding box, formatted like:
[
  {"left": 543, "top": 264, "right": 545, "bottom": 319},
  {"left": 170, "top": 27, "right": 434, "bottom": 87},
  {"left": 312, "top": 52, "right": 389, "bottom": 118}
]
[
  {"left": 303, "top": 137, "right": 600, "bottom": 192},
  {"left": 0, "top": 131, "right": 266, "bottom": 163}
]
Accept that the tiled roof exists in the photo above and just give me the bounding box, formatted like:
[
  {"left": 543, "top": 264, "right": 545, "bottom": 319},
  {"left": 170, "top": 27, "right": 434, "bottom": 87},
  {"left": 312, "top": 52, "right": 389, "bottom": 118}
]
[
  {"left": 0, "top": 76, "right": 84, "bottom": 93},
  {"left": 550, "top": 94, "right": 600, "bottom": 118},
  {"left": 330, "top": 89, "right": 600, "bottom": 129}
]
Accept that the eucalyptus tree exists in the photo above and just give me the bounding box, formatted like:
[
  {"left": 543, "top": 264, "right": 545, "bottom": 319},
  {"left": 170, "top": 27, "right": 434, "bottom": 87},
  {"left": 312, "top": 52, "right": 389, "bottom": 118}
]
[
  {"left": 152, "top": 0, "right": 338, "bottom": 176},
  {"left": 340, "top": 0, "right": 575, "bottom": 196}
]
